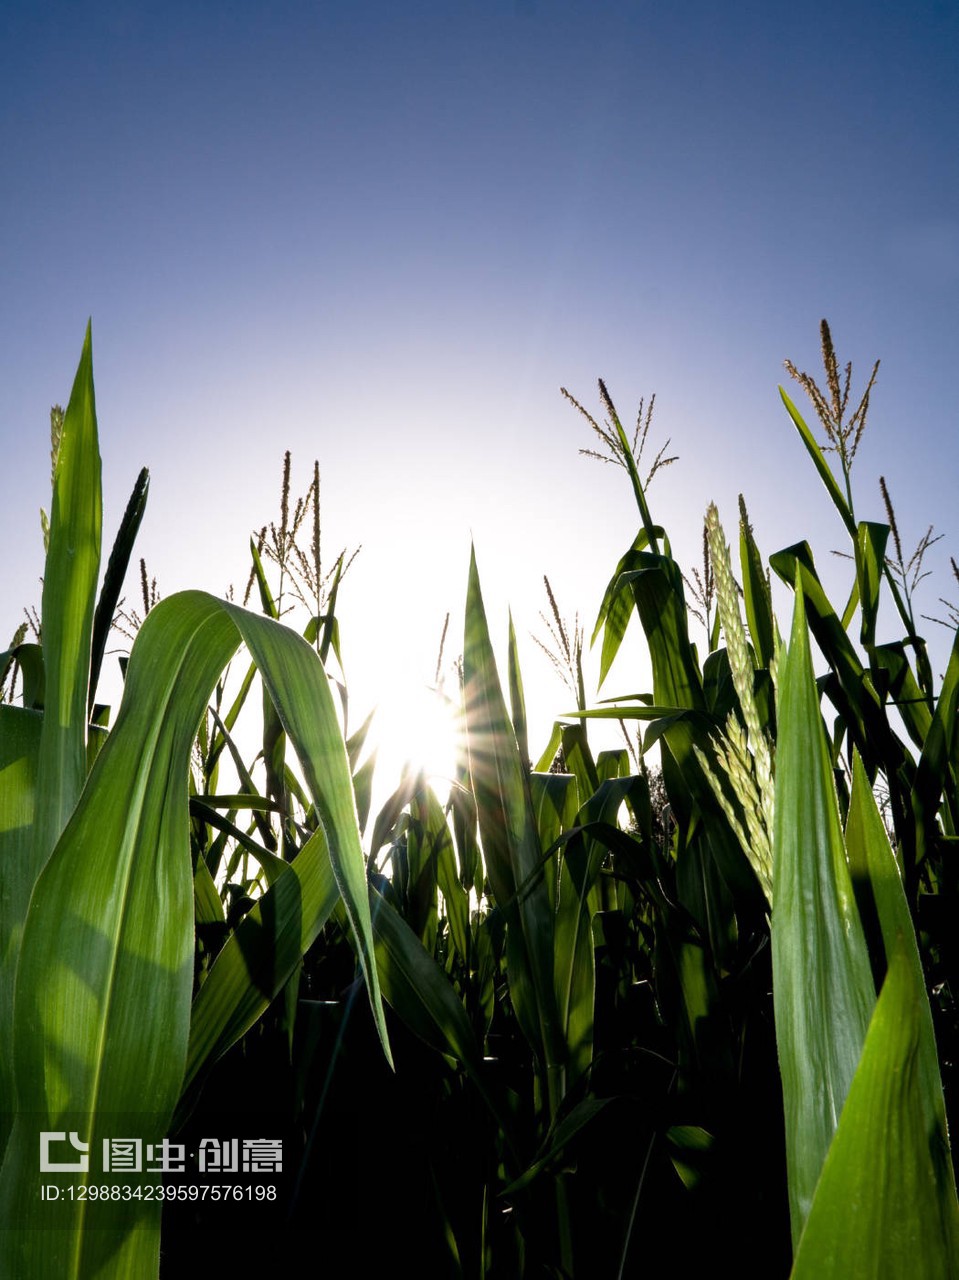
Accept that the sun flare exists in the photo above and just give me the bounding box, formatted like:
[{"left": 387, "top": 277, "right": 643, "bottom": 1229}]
[{"left": 368, "top": 677, "right": 463, "bottom": 800}]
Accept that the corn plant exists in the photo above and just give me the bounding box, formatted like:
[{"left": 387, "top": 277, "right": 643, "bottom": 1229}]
[
  {"left": 773, "top": 581, "right": 959, "bottom": 1275},
  {"left": 0, "top": 327, "right": 390, "bottom": 1278},
  {"left": 569, "top": 323, "right": 959, "bottom": 1275}
]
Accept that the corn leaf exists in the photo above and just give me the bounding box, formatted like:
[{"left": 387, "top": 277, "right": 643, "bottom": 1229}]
[
  {"left": 88, "top": 466, "right": 149, "bottom": 712},
  {"left": 912, "top": 628, "right": 959, "bottom": 854},
  {"left": 181, "top": 823, "right": 339, "bottom": 1110},
  {"left": 32, "top": 319, "right": 101, "bottom": 870},
  {"left": 555, "top": 778, "right": 637, "bottom": 1087},
  {"left": 739, "top": 508, "right": 776, "bottom": 670},
  {"left": 790, "top": 944, "right": 959, "bottom": 1278},
  {"left": 370, "top": 886, "right": 517, "bottom": 1152},
  {"left": 772, "top": 582, "right": 875, "bottom": 1250},
  {"left": 620, "top": 556, "right": 705, "bottom": 712},
  {"left": 507, "top": 610, "right": 530, "bottom": 769},
  {"left": 0, "top": 589, "right": 389, "bottom": 1278},
  {"left": 870, "top": 642, "right": 933, "bottom": 753},
  {"left": 590, "top": 528, "right": 665, "bottom": 686},
  {"left": 0, "top": 706, "right": 41, "bottom": 1157},
  {"left": 464, "top": 548, "right": 565, "bottom": 1109},
  {"left": 854, "top": 521, "right": 889, "bottom": 649},
  {"left": 845, "top": 751, "right": 955, "bottom": 1192},
  {"left": 779, "top": 388, "right": 856, "bottom": 538}
]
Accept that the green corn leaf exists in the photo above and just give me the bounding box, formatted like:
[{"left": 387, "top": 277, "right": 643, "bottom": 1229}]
[
  {"left": 621, "top": 556, "right": 705, "bottom": 712},
  {"left": 33, "top": 320, "right": 102, "bottom": 870},
  {"left": 193, "top": 855, "right": 225, "bottom": 928},
  {"left": 912, "top": 628, "right": 959, "bottom": 853},
  {"left": 432, "top": 796, "right": 471, "bottom": 970},
  {"left": 643, "top": 709, "right": 761, "bottom": 903},
  {"left": 870, "top": 642, "right": 933, "bottom": 753},
  {"left": 845, "top": 751, "right": 955, "bottom": 1191},
  {"left": 558, "top": 722, "right": 599, "bottom": 801},
  {"left": 534, "top": 720, "right": 564, "bottom": 773},
  {"left": 369, "top": 767, "right": 421, "bottom": 865},
  {"left": 205, "top": 703, "right": 274, "bottom": 850},
  {"left": 590, "top": 528, "right": 665, "bottom": 687},
  {"left": 449, "top": 759, "right": 480, "bottom": 893},
  {"left": 345, "top": 707, "right": 376, "bottom": 773},
  {"left": 596, "top": 747, "right": 629, "bottom": 781},
  {"left": 529, "top": 771, "right": 578, "bottom": 910},
  {"left": 779, "top": 388, "right": 856, "bottom": 538},
  {"left": 606, "top": 395, "right": 661, "bottom": 550},
  {"left": 192, "top": 792, "right": 284, "bottom": 811},
  {"left": 369, "top": 887, "right": 514, "bottom": 1153},
  {"left": 503, "top": 1097, "right": 614, "bottom": 1194},
  {"left": 790, "top": 943, "right": 959, "bottom": 1278},
  {"left": 0, "top": 706, "right": 41, "bottom": 1157},
  {"left": 702, "top": 645, "right": 735, "bottom": 719},
  {"left": 371, "top": 885, "right": 480, "bottom": 1066},
  {"left": 464, "top": 548, "right": 565, "bottom": 1108},
  {"left": 507, "top": 610, "right": 530, "bottom": 769},
  {"left": 405, "top": 783, "right": 442, "bottom": 949},
  {"left": 770, "top": 543, "right": 871, "bottom": 720},
  {"left": 840, "top": 574, "right": 861, "bottom": 633},
  {"left": 180, "top": 822, "right": 339, "bottom": 1111},
  {"left": 352, "top": 752, "right": 376, "bottom": 835},
  {"left": 739, "top": 502, "right": 776, "bottom": 670},
  {"left": 316, "top": 551, "right": 345, "bottom": 668},
  {"left": 854, "top": 521, "right": 889, "bottom": 648},
  {"left": 250, "top": 541, "right": 290, "bottom": 833},
  {"left": 1, "top": 326, "right": 101, "bottom": 1165},
  {"left": 206, "top": 658, "right": 257, "bottom": 775},
  {"left": 232, "top": 604, "right": 390, "bottom": 1065},
  {"left": 188, "top": 798, "right": 290, "bottom": 885},
  {"left": 667, "top": 1125, "right": 715, "bottom": 1192},
  {"left": 88, "top": 466, "right": 149, "bottom": 712},
  {"left": 529, "top": 772, "right": 579, "bottom": 858},
  {"left": 0, "top": 595, "right": 236, "bottom": 1277},
  {"left": 773, "top": 582, "right": 876, "bottom": 1250},
  {"left": 770, "top": 543, "right": 910, "bottom": 792},
  {"left": 0, "top": 645, "right": 18, "bottom": 694},
  {"left": 555, "top": 778, "right": 638, "bottom": 1086},
  {"left": 0, "top": 589, "right": 389, "bottom": 1278},
  {"left": 3, "top": 642, "right": 43, "bottom": 710}
]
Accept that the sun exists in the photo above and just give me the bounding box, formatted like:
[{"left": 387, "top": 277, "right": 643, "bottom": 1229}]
[{"left": 368, "top": 676, "right": 464, "bottom": 802}]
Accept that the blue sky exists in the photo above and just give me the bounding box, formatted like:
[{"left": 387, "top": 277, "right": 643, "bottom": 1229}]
[{"left": 2, "top": 0, "right": 957, "bottom": 768}]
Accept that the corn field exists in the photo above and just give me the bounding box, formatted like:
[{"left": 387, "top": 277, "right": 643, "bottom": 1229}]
[{"left": 1, "top": 321, "right": 958, "bottom": 1277}]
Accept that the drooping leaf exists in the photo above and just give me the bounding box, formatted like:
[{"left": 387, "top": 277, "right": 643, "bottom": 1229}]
[
  {"left": 0, "top": 590, "right": 390, "bottom": 1278},
  {"left": 590, "top": 528, "right": 665, "bottom": 686}
]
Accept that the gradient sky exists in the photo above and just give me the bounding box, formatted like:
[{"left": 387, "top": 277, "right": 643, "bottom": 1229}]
[{"left": 2, "top": 0, "right": 958, "bottom": 774}]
